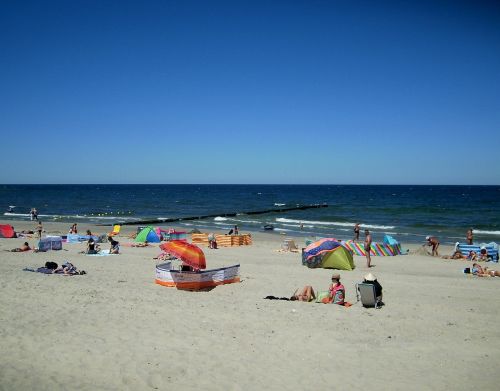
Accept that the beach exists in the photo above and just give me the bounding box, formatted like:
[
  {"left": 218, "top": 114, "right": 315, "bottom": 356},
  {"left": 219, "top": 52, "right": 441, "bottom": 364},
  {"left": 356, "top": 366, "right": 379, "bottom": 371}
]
[{"left": 1, "top": 220, "right": 499, "bottom": 391}]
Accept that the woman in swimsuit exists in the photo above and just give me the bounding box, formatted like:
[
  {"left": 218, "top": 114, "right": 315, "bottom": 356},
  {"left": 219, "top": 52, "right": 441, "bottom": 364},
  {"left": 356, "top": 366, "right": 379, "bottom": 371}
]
[
  {"left": 290, "top": 286, "right": 316, "bottom": 302},
  {"left": 472, "top": 263, "right": 500, "bottom": 277}
]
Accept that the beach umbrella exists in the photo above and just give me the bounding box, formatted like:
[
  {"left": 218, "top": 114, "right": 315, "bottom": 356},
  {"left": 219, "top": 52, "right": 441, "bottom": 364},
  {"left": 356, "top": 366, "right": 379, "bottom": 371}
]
[{"left": 160, "top": 240, "right": 206, "bottom": 270}]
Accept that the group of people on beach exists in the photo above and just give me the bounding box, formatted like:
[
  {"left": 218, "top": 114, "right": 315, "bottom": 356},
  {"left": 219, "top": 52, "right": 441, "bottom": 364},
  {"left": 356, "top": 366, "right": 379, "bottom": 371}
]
[
  {"left": 426, "top": 228, "right": 478, "bottom": 258},
  {"left": 286, "top": 272, "right": 383, "bottom": 307},
  {"left": 83, "top": 229, "right": 120, "bottom": 255}
]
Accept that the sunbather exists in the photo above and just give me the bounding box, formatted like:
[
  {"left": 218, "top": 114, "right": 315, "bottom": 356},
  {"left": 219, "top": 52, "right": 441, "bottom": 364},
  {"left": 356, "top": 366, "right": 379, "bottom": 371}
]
[
  {"left": 471, "top": 263, "right": 500, "bottom": 277},
  {"left": 10, "top": 242, "right": 31, "bottom": 252},
  {"left": 468, "top": 251, "right": 478, "bottom": 261},
  {"left": 442, "top": 250, "right": 467, "bottom": 260},
  {"left": 290, "top": 286, "right": 316, "bottom": 302},
  {"left": 132, "top": 241, "right": 149, "bottom": 247}
]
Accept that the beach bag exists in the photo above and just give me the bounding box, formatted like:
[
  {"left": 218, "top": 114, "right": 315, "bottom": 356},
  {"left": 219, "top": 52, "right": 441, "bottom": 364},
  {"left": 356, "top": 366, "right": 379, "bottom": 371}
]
[{"left": 316, "top": 291, "right": 330, "bottom": 303}]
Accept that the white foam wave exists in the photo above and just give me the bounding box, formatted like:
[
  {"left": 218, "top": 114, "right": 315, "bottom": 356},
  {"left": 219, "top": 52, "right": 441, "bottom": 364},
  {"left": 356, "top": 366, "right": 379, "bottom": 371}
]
[
  {"left": 274, "top": 228, "right": 292, "bottom": 232},
  {"left": 474, "top": 230, "right": 500, "bottom": 236},
  {"left": 214, "top": 216, "right": 228, "bottom": 221},
  {"left": 274, "top": 203, "right": 286, "bottom": 206},
  {"left": 275, "top": 218, "right": 395, "bottom": 230}
]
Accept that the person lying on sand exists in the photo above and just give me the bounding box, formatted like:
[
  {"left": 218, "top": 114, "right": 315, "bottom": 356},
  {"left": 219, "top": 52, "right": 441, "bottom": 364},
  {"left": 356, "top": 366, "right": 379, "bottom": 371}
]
[
  {"left": 132, "top": 241, "right": 149, "bottom": 247},
  {"left": 471, "top": 263, "right": 500, "bottom": 277},
  {"left": 442, "top": 250, "right": 467, "bottom": 260},
  {"left": 9, "top": 242, "right": 31, "bottom": 252},
  {"left": 290, "top": 286, "right": 316, "bottom": 302}
]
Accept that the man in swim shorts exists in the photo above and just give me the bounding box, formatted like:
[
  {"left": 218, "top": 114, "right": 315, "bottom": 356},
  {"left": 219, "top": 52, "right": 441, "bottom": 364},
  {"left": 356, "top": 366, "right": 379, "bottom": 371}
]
[{"left": 364, "top": 229, "right": 372, "bottom": 267}]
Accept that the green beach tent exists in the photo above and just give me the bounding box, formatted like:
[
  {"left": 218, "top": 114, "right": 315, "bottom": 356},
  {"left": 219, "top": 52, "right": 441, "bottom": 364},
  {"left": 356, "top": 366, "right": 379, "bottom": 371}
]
[
  {"left": 302, "top": 238, "right": 355, "bottom": 271},
  {"left": 136, "top": 226, "right": 161, "bottom": 243}
]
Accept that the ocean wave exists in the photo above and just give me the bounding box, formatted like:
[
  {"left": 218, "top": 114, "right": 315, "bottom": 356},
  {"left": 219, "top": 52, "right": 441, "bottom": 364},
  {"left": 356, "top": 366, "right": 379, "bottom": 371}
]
[
  {"left": 275, "top": 218, "right": 395, "bottom": 230},
  {"left": 474, "top": 229, "right": 500, "bottom": 236},
  {"left": 214, "top": 216, "right": 228, "bottom": 221},
  {"left": 274, "top": 203, "right": 286, "bottom": 206}
]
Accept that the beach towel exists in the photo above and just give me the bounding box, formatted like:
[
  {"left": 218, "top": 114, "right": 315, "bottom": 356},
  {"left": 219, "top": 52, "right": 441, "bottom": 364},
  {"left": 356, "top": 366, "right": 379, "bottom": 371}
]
[{"left": 85, "top": 251, "right": 118, "bottom": 256}]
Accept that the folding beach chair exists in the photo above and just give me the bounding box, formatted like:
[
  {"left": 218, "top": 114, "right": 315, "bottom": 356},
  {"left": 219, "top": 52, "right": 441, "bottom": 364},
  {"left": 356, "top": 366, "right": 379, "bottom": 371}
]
[
  {"left": 356, "top": 283, "right": 381, "bottom": 309},
  {"left": 108, "top": 224, "right": 121, "bottom": 237},
  {"left": 281, "top": 238, "right": 299, "bottom": 252}
]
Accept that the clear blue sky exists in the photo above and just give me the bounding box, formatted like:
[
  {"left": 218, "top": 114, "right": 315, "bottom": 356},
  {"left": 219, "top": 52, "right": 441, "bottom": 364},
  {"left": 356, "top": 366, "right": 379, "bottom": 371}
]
[{"left": 1, "top": 0, "right": 499, "bottom": 184}]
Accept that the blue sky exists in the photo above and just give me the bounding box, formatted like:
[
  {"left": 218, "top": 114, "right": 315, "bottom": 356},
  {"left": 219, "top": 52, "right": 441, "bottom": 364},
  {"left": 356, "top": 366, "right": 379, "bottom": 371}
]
[{"left": 1, "top": 0, "right": 499, "bottom": 184}]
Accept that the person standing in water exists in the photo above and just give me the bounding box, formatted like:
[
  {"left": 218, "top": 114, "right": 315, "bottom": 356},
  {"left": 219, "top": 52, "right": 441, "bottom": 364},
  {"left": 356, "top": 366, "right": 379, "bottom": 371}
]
[
  {"left": 353, "top": 223, "right": 360, "bottom": 241},
  {"left": 364, "top": 229, "right": 372, "bottom": 268}
]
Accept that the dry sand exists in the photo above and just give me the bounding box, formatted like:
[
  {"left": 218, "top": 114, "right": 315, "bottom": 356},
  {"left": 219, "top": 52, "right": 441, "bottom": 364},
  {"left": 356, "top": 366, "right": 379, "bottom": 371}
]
[{"left": 1, "top": 220, "right": 499, "bottom": 391}]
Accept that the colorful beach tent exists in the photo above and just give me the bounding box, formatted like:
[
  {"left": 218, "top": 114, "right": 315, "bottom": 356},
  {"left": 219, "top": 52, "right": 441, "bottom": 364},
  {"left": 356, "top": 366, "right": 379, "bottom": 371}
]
[
  {"left": 302, "top": 238, "right": 355, "bottom": 270},
  {"left": 0, "top": 224, "right": 15, "bottom": 238},
  {"left": 136, "top": 226, "right": 160, "bottom": 243}
]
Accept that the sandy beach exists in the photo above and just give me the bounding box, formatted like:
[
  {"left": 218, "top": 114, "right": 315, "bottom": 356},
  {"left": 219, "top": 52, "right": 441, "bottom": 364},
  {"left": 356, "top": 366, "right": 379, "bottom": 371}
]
[{"left": 1, "top": 220, "right": 499, "bottom": 391}]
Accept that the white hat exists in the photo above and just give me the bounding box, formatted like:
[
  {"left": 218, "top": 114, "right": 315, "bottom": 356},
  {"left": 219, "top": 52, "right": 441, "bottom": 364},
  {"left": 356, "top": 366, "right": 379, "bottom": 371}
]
[
  {"left": 425, "top": 236, "right": 430, "bottom": 240},
  {"left": 364, "top": 273, "right": 376, "bottom": 281}
]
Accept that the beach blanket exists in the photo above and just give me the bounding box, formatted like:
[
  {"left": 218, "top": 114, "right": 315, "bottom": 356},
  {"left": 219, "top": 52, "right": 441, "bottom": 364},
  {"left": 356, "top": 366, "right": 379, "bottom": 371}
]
[{"left": 85, "top": 251, "right": 118, "bottom": 256}]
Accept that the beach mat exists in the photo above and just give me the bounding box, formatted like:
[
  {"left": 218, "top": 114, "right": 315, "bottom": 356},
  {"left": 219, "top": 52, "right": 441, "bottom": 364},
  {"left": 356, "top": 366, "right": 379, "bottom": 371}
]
[{"left": 85, "top": 252, "right": 117, "bottom": 257}]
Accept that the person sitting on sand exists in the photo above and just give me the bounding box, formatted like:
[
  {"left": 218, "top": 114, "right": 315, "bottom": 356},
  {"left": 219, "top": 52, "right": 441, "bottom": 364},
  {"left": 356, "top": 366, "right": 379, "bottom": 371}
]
[
  {"left": 10, "top": 242, "right": 31, "bottom": 252},
  {"left": 470, "top": 263, "right": 500, "bottom": 277},
  {"left": 290, "top": 286, "right": 316, "bottom": 302},
  {"left": 468, "top": 250, "right": 478, "bottom": 261},
  {"left": 442, "top": 250, "right": 467, "bottom": 260},
  {"left": 86, "top": 237, "right": 99, "bottom": 254},
  {"left": 208, "top": 233, "right": 217, "bottom": 249},
  {"left": 478, "top": 247, "right": 490, "bottom": 262},
  {"left": 108, "top": 236, "right": 120, "bottom": 254},
  {"left": 426, "top": 236, "right": 440, "bottom": 256},
  {"left": 326, "top": 274, "right": 345, "bottom": 305}
]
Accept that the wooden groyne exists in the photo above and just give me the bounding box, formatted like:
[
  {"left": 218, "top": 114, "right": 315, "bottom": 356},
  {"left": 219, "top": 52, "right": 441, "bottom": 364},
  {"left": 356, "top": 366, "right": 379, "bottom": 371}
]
[{"left": 118, "top": 203, "right": 328, "bottom": 226}]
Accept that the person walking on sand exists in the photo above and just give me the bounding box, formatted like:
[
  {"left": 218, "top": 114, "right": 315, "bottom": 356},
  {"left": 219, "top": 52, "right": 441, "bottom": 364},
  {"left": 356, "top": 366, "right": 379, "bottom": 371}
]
[
  {"left": 354, "top": 223, "right": 360, "bottom": 241},
  {"left": 426, "top": 236, "right": 440, "bottom": 257},
  {"left": 36, "top": 220, "right": 43, "bottom": 239},
  {"left": 364, "top": 229, "right": 372, "bottom": 267},
  {"left": 466, "top": 228, "right": 473, "bottom": 245}
]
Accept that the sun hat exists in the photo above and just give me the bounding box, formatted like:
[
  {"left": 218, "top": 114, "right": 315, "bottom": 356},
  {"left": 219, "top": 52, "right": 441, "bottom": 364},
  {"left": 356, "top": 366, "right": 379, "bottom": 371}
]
[
  {"left": 425, "top": 236, "right": 430, "bottom": 240},
  {"left": 364, "top": 273, "right": 376, "bottom": 281},
  {"left": 331, "top": 273, "right": 341, "bottom": 280}
]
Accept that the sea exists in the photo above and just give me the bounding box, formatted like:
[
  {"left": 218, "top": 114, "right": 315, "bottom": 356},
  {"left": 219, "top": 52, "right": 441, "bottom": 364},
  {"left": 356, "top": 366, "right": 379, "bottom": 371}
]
[{"left": 1, "top": 184, "right": 499, "bottom": 245}]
